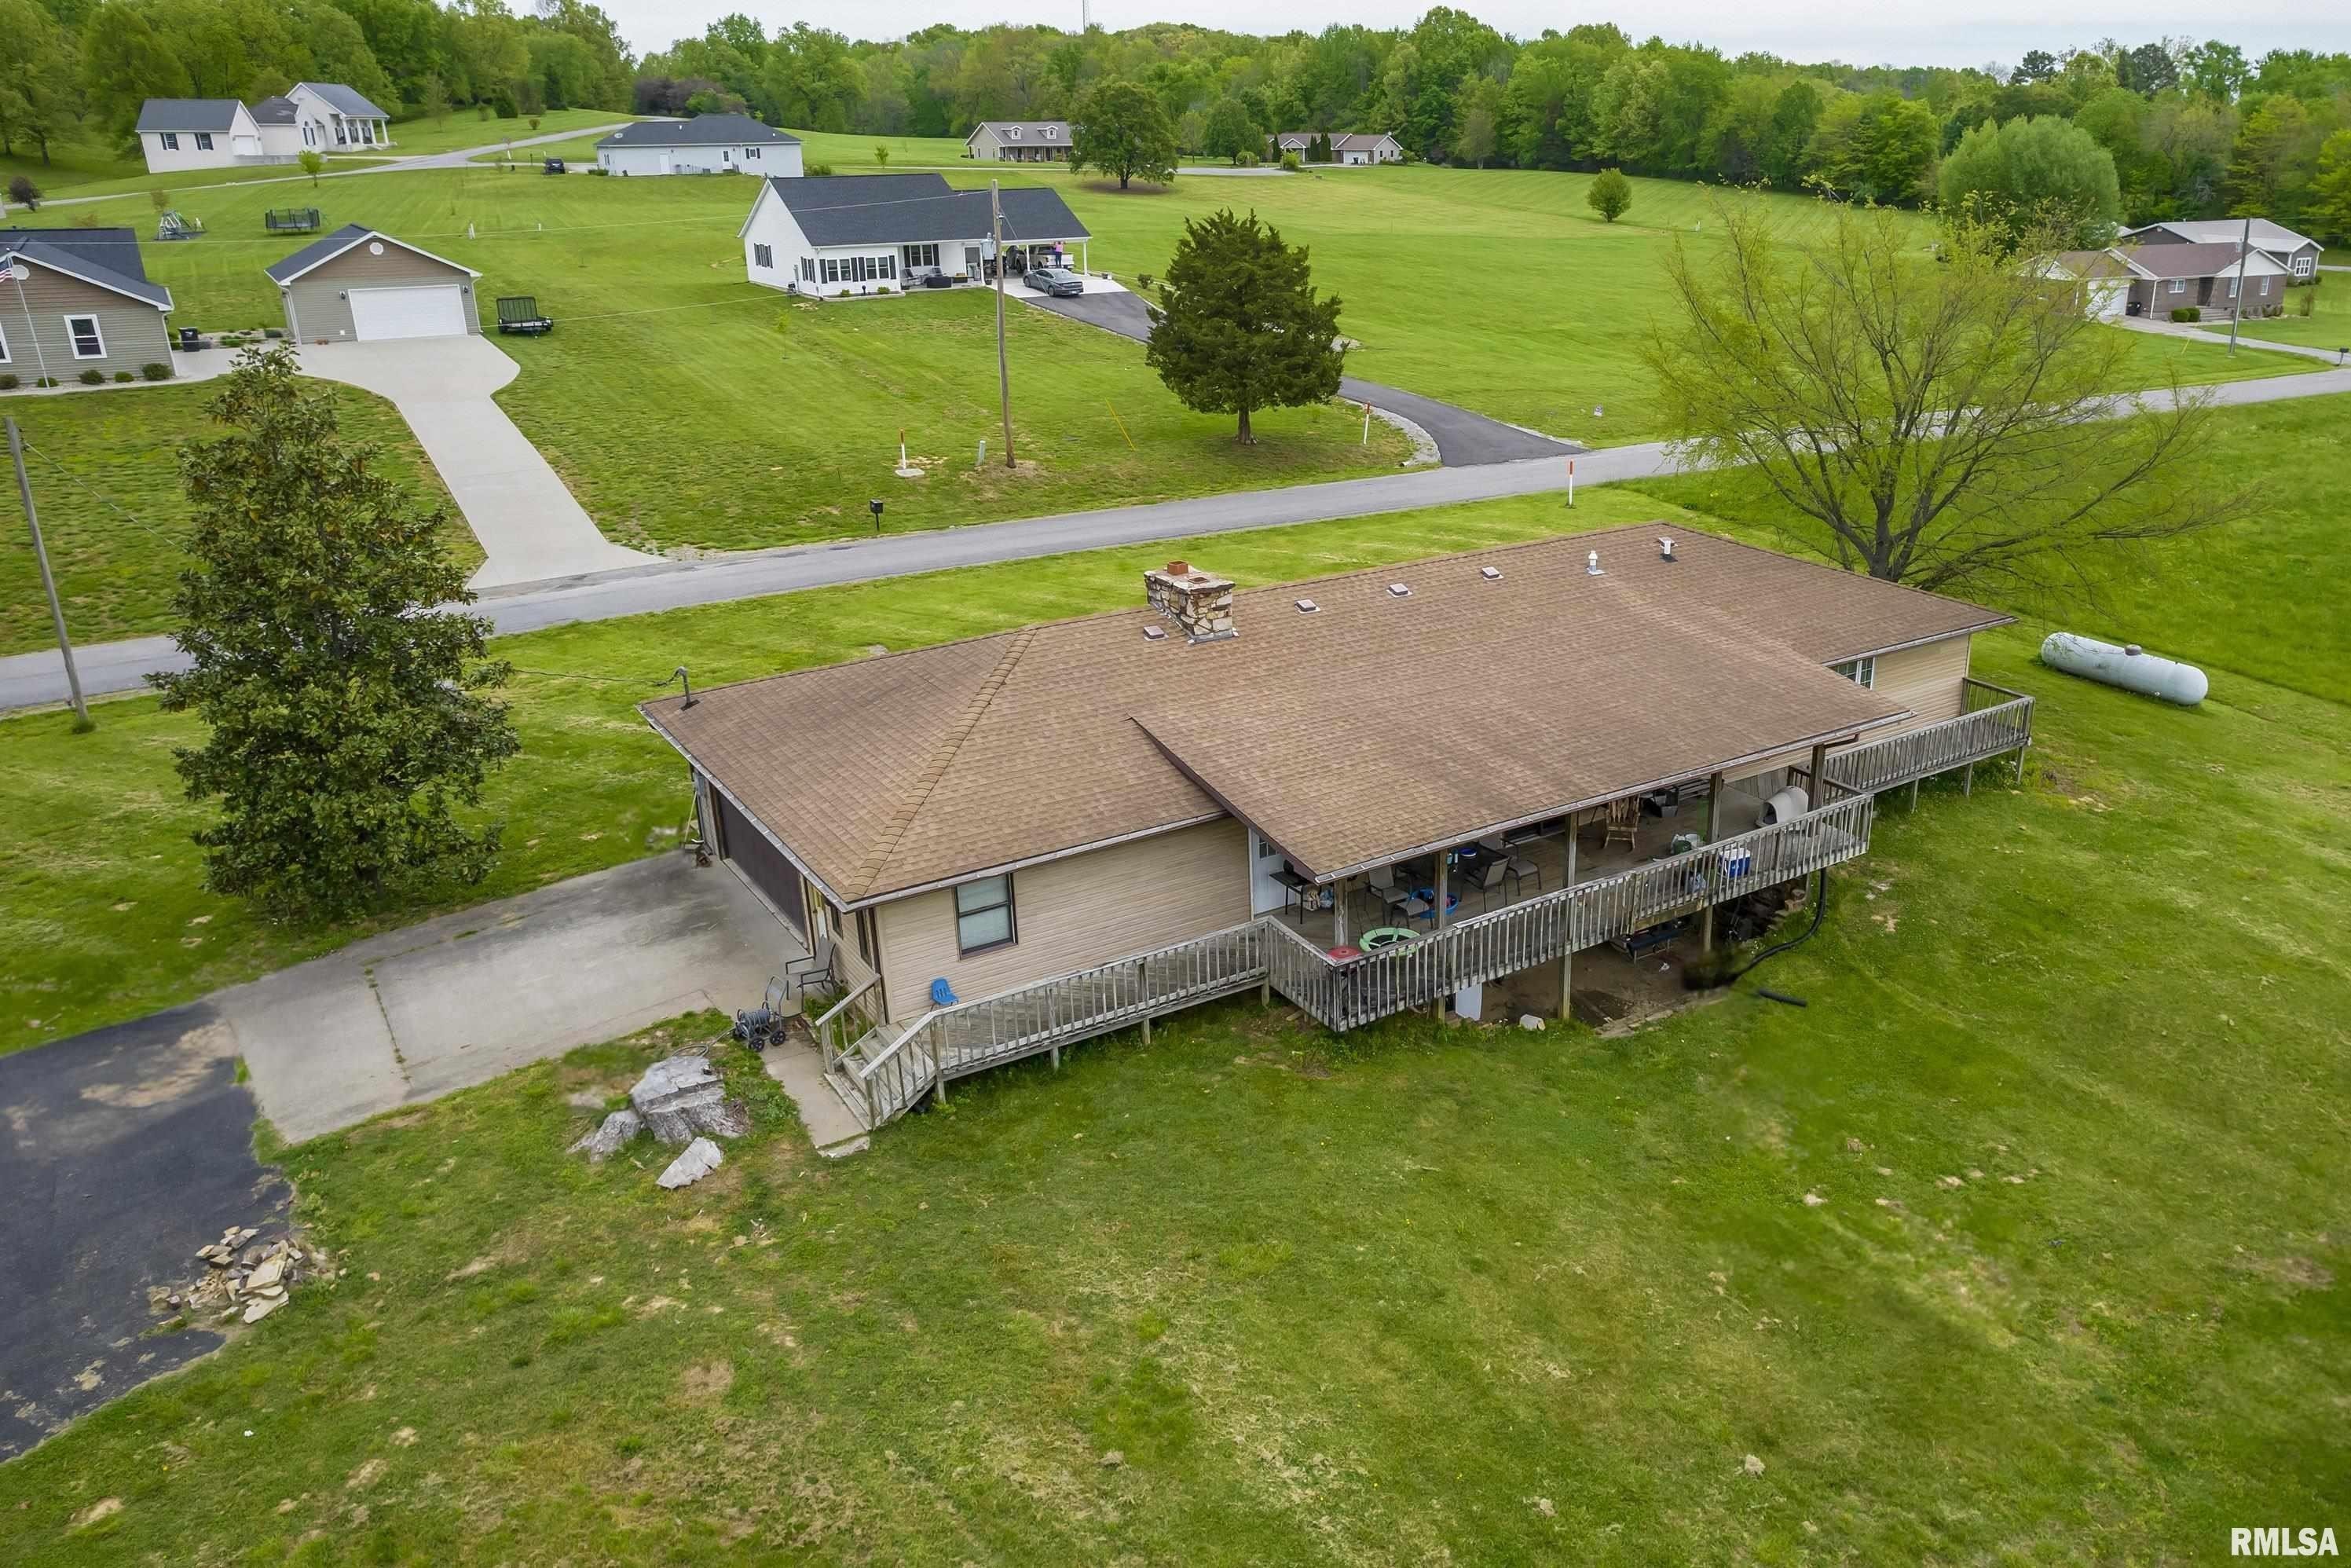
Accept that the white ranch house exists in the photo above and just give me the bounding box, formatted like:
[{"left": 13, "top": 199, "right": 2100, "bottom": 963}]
[
  {"left": 595, "top": 115, "right": 802, "bottom": 177},
  {"left": 136, "top": 82, "right": 390, "bottom": 174},
  {"left": 965, "top": 121, "right": 1072, "bottom": 162},
  {"left": 739, "top": 173, "right": 1090, "bottom": 299}
]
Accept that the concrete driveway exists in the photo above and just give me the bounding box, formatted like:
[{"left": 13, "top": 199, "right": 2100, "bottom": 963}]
[
  {"left": 222, "top": 854, "right": 801, "bottom": 1143},
  {"left": 298, "top": 337, "right": 658, "bottom": 589},
  {"left": 1019, "top": 284, "right": 1579, "bottom": 465},
  {"left": 0, "top": 1005, "right": 290, "bottom": 1460}
]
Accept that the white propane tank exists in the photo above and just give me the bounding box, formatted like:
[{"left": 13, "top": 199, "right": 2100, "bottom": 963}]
[
  {"left": 2040, "top": 632, "right": 2207, "bottom": 706},
  {"left": 1761, "top": 785, "right": 1810, "bottom": 825}
]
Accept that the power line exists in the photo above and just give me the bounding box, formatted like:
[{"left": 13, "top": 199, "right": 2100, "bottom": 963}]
[{"left": 19, "top": 441, "right": 186, "bottom": 550}]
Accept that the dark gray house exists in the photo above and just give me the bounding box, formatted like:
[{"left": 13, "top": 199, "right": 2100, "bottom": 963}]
[
  {"left": 0, "top": 228, "right": 174, "bottom": 382},
  {"left": 265, "top": 225, "right": 482, "bottom": 343},
  {"left": 2120, "top": 219, "right": 2325, "bottom": 280}
]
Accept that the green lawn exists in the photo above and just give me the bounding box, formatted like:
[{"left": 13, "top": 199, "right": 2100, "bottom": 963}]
[
  {"left": 0, "top": 136, "right": 146, "bottom": 196},
  {"left": 387, "top": 108, "right": 636, "bottom": 157},
  {"left": 5, "top": 170, "right": 1409, "bottom": 560},
  {"left": 0, "top": 378, "right": 467, "bottom": 656},
  {"left": 2236, "top": 279, "right": 2351, "bottom": 354},
  {"left": 2, "top": 608, "right": 2345, "bottom": 1559}
]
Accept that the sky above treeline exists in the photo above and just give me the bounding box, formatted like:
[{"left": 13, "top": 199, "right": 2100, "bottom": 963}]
[{"left": 602, "top": 2, "right": 2339, "bottom": 72}]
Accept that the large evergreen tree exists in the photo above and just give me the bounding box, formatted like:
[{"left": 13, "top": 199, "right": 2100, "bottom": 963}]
[
  {"left": 1145, "top": 209, "right": 1345, "bottom": 444},
  {"left": 150, "top": 348, "right": 519, "bottom": 923},
  {"left": 1071, "top": 79, "right": 1177, "bottom": 189}
]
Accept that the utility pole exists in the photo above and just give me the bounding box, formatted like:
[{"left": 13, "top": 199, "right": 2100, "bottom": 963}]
[
  {"left": 2226, "top": 213, "right": 2251, "bottom": 356},
  {"left": 9, "top": 417, "right": 89, "bottom": 727},
  {"left": 992, "top": 179, "right": 1014, "bottom": 470}
]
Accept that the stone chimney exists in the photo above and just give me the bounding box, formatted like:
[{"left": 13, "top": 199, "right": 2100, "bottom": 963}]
[{"left": 1143, "top": 560, "right": 1236, "bottom": 643}]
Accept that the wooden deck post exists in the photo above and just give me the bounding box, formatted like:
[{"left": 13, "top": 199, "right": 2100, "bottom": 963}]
[
  {"left": 1701, "top": 770, "right": 1724, "bottom": 954},
  {"left": 1964, "top": 760, "right": 1975, "bottom": 797},
  {"left": 1910, "top": 778, "right": 1921, "bottom": 811},
  {"left": 1333, "top": 877, "right": 1350, "bottom": 947},
  {"left": 1558, "top": 828, "right": 1577, "bottom": 1020},
  {"left": 1140, "top": 1014, "right": 1151, "bottom": 1046},
  {"left": 1807, "top": 742, "right": 1829, "bottom": 803},
  {"left": 1430, "top": 852, "right": 1450, "bottom": 1019}
]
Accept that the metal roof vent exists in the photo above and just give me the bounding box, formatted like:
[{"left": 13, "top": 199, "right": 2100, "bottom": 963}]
[
  {"left": 1142, "top": 625, "right": 1166, "bottom": 641},
  {"left": 1480, "top": 566, "right": 1503, "bottom": 581},
  {"left": 1295, "top": 597, "right": 1319, "bottom": 614},
  {"left": 1586, "top": 550, "right": 1604, "bottom": 577},
  {"left": 1658, "top": 537, "right": 1675, "bottom": 561},
  {"left": 1386, "top": 582, "right": 1412, "bottom": 598}
]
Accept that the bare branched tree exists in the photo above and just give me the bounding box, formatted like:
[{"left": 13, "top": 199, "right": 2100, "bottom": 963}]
[{"left": 1643, "top": 196, "right": 2258, "bottom": 603}]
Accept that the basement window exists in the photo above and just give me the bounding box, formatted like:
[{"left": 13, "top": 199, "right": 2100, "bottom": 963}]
[
  {"left": 955, "top": 874, "right": 1016, "bottom": 954},
  {"left": 1830, "top": 655, "right": 1877, "bottom": 690}
]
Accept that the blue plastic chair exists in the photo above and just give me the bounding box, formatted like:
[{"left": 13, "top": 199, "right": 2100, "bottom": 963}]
[{"left": 929, "top": 978, "right": 958, "bottom": 1008}]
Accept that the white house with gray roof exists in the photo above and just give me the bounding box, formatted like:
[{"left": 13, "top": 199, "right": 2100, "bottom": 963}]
[
  {"left": 135, "top": 82, "right": 390, "bottom": 173},
  {"left": 738, "top": 172, "right": 1090, "bottom": 298},
  {"left": 595, "top": 114, "right": 802, "bottom": 177},
  {"left": 965, "top": 121, "right": 1072, "bottom": 163}
]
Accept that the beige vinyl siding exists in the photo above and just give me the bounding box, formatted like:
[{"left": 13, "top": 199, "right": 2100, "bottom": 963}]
[
  {"left": 1868, "top": 635, "right": 1971, "bottom": 733},
  {"left": 0, "top": 267, "right": 171, "bottom": 379},
  {"left": 1724, "top": 634, "right": 1973, "bottom": 787},
  {"left": 280, "top": 242, "right": 479, "bottom": 342},
  {"left": 872, "top": 819, "right": 1250, "bottom": 1019}
]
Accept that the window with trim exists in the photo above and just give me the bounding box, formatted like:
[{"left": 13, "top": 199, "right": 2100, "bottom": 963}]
[
  {"left": 2228, "top": 277, "right": 2239, "bottom": 299},
  {"left": 800, "top": 257, "right": 815, "bottom": 281},
  {"left": 1830, "top": 655, "right": 1876, "bottom": 689},
  {"left": 753, "top": 243, "right": 773, "bottom": 267},
  {"left": 0, "top": 321, "right": 9, "bottom": 363},
  {"left": 160, "top": 131, "right": 180, "bottom": 150},
  {"left": 64, "top": 315, "right": 104, "bottom": 359},
  {"left": 954, "top": 874, "right": 1016, "bottom": 954},
  {"left": 901, "top": 242, "right": 939, "bottom": 269},
  {"left": 746, "top": 145, "right": 760, "bottom": 159},
  {"left": 195, "top": 132, "right": 214, "bottom": 151},
  {"left": 2168, "top": 277, "right": 2184, "bottom": 294}
]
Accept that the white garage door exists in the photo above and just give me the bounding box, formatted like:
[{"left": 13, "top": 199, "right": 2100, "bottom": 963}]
[{"left": 349, "top": 285, "right": 468, "bottom": 341}]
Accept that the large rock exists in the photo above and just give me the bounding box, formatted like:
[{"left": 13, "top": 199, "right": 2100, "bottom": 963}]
[
  {"left": 568, "top": 1108, "right": 643, "bottom": 1162},
  {"left": 628, "top": 1056, "right": 748, "bottom": 1145},
  {"left": 657, "top": 1137, "right": 723, "bottom": 1189}
]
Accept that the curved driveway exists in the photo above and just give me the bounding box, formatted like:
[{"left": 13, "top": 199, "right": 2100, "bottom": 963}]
[{"left": 1021, "top": 286, "right": 1578, "bottom": 465}]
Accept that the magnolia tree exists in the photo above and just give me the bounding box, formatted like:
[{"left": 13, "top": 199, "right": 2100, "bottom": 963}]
[
  {"left": 1642, "top": 196, "right": 2254, "bottom": 601},
  {"left": 152, "top": 347, "right": 519, "bottom": 922}
]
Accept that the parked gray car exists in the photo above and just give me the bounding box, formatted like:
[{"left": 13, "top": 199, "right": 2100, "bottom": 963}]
[{"left": 1024, "top": 266, "right": 1084, "bottom": 297}]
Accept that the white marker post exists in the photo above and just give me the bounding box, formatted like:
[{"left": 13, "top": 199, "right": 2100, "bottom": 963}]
[
  {"left": 1566, "top": 457, "right": 1575, "bottom": 507},
  {"left": 1361, "top": 401, "right": 1371, "bottom": 445}
]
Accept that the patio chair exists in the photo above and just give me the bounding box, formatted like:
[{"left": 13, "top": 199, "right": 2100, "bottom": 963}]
[
  {"left": 1603, "top": 797, "right": 1641, "bottom": 851},
  {"left": 1474, "top": 857, "right": 1510, "bottom": 912},
  {"left": 784, "top": 936, "right": 837, "bottom": 997},
  {"left": 1505, "top": 852, "right": 1543, "bottom": 898},
  {"left": 1368, "top": 866, "right": 1430, "bottom": 929}
]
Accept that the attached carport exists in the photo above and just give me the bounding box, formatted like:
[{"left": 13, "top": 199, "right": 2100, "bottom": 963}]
[{"left": 265, "top": 223, "right": 482, "bottom": 343}]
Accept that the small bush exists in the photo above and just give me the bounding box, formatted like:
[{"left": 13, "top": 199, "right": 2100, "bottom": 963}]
[
  {"left": 35, "top": 376, "right": 57, "bottom": 387},
  {"left": 6, "top": 174, "right": 39, "bottom": 207},
  {"left": 807, "top": 161, "right": 835, "bottom": 177},
  {"left": 1136, "top": 272, "right": 1154, "bottom": 291},
  {"left": 78, "top": 367, "right": 104, "bottom": 385},
  {"left": 873, "top": 284, "right": 892, "bottom": 295},
  {"left": 588, "top": 164, "right": 608, "bottom": 175},
  {"left": 141, "top": 361, "right": 171, "bottom": 380},
  {"left": 2170, "top": 306, "right": 2199, "bottom": 323},
  {"left": 0, "top": 373, "right": 16, "bottom": 390},
  {"left": 113, "top": 369, "right": 134, "bottom": 382},
  {"left": 1279, "top": 152, "right": 1302, "bottom": 171},
  {"left": 1236, "top": 150, "right": 1259, "bottom": 167},
  {"left": 2295, "top": 290, "right": 2314, "bottom": 317},
  {"left": 219, "top": 334, "right": 247, "bottom": 346}
]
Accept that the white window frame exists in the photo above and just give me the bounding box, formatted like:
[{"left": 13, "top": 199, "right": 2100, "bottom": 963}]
[
  {"left": 2227, "top": 277, "right": 2239, "bottom": 299},
  {"left": 63, "top": 314, "right": 105, "bottom": 360},
  {"left": 194, "top": 131, "right": 214, "bottom": 151},
  {"left": 745, "top": 145, "right": 760, "bottom": 159},
  {"left": 0, "top": 320, "right": 10, "bottom": 364},
  {"left": 753, "top": 242, "right": 772, "bottom": 268},
  {"left": 901, "top": 242, "right": 939, "bottom": 270},
  {"left": 1830, "top": 655, "right": 1876, "bottom": 690},
  {"left": 159, "top": 131, "right": 180, "bottom": 150},
  {"left": 2294, "top": 255, "right": 2313, "bottom": 276}
]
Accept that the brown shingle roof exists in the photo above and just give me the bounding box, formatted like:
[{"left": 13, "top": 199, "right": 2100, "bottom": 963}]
[
  {"left": 2118, "top": 240, "right": 2283, "bottom": 280},
  {"left": 643, "top": 526, "right": 2010, "bottom": 902}
]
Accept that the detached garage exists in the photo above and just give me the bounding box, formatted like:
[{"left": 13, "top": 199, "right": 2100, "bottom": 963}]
[{"left": 266, "top": 224, "right": 482, "bottom": 343}]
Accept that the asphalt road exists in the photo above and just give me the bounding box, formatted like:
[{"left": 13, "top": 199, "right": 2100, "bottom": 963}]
[
  {"left": 0, "top": 1003, "right": 290, "bottom": 1460},
  {"left": 1021, "top": 286, "right": 1578, "bottom": 465}
]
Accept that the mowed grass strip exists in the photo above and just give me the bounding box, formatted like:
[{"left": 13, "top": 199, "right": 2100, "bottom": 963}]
[
  {"left": 0, "top": 379, "right": 467, "bottom": 655},
  {"left": 0, "top": 609, "right": 2343, "bottom": 1561}
]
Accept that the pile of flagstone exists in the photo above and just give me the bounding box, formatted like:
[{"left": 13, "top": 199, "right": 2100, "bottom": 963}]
[
  {"left": 569, "top": 1054, "right": 749, "bottom": 1189},
  {"left": 165, "top": 1227, "right": 321, "bottom": 1324}
]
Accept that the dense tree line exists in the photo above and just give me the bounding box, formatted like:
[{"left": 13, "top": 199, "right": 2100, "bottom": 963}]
[
  {"left": 0, "top": 0, "right": 632, "bottom": 160},
  {"left": 641, "top": 13, "right": 2351, "bottom": 242}
]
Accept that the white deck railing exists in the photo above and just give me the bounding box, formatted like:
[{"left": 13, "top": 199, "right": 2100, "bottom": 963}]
[
  {"left": 1826, "top": 680, "right": 2033, "bottom": 797},
  {"left": 841, "top": 793, "right": 1877, "bottom": 1127}
]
